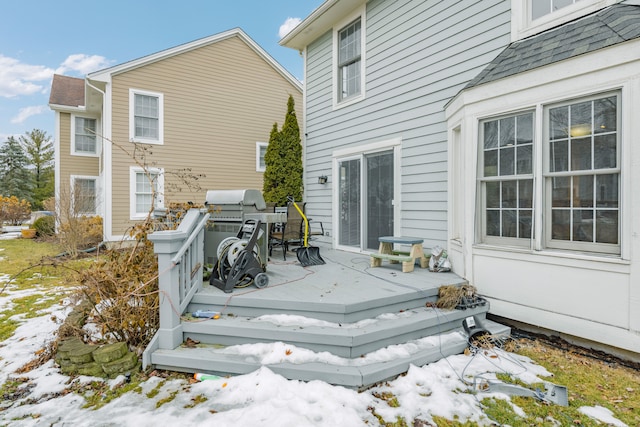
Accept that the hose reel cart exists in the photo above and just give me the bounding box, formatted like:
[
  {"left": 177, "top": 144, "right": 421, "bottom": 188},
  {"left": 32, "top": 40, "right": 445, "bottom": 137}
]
[{"left": 209, "top": 219, "right": 268, "bottom": 293}]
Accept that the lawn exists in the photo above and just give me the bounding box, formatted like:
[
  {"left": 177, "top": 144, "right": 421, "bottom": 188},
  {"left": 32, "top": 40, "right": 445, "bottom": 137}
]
[{"left": 0, "top": 238, "right": 638, "bottom": 426}]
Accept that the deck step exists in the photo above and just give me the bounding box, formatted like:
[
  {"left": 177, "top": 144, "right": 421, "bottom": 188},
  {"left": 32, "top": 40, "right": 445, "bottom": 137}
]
[
  {"left": 188, "top": 279, "right": 466, "bottom": 323},
  {"left": 150, "top": 320, "right": 511, "bottom": 389},
  {"left": 182, "top": 305, "right": 490, "bottom": 358}
]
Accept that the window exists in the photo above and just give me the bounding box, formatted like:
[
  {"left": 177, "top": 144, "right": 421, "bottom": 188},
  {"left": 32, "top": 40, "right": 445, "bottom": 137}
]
[
  {"left": 72, "top": 116, "right": 97, "bottom": 155},
  {"left": 545, "top": 94, "right": 619, "bottom": 253},
  {"left": 333, "top": 8, "right": 365, "bottom": 108},
  {"left": 129, "top": 89, "right": 163, "bottom": 144},
  {"left": 71, "top": 176, "right": 97, "bottom": 215},
  {"left": 479, "top": 112, "right": 534, "bottom": 245},
  {"left": 531, "top": 0, "right": 585, "bottom": 20},
  {"left": 512, "top": 0, "right": 615, "bottom": 41},
  {"left": 130, "top": 167, "right": 164, "bottom": 219},
  {"left": 338, "top": 19, "right": 361, "bottom": 101},
  {"left": 477, "top": 92, "right": 620, "bottom": 255},
  {"left": 256, "top": 142, "right": 267, "bottom": 172}
]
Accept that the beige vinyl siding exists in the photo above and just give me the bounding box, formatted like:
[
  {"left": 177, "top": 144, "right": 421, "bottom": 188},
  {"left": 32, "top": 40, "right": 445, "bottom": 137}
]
[
  {"left": 109, "top": 35, "right": 302, "bottom": 236},
  {"left": 58, "top": 112, "right": 100, "bottom": 190}
]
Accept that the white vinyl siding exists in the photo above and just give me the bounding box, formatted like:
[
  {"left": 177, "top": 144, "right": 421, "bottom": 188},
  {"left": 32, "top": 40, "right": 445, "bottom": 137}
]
[
  {"left": 129, "top": 89, "right": 164, "bottom": 144},
  {"left": 130, "top": 167, "right": 164, "bottom": 219}
]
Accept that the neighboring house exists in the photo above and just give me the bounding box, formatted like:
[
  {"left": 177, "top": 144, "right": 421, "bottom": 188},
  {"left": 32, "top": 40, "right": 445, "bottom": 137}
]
[
  {"left": 282, "top": 0, "right": 640, "bottom": 357},
  {"left": 49, "top": 28, "right": 302, "bottom": 241}
]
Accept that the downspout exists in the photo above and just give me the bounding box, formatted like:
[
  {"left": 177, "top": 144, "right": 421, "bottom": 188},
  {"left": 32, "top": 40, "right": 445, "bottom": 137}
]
[{"left": 85, "top": 79, "right": 108, "bottom": 238}]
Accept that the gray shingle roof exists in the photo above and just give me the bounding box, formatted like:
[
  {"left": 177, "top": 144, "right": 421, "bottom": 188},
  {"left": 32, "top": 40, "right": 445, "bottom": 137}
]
[{"left": 465, "top": 4, "right": 640, "bottom": 89}]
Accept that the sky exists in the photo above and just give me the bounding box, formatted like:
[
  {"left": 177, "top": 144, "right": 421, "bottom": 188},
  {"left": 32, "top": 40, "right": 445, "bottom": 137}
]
[{"left": 0, "top": 0, "right": 324, "bottom": 145}]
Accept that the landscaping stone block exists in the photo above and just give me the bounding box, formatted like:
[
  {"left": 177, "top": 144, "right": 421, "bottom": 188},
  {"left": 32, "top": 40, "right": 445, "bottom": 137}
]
[
  {"left": 102, "top": 352, "right": 138, "bottom": 375},
  {"left": 93, "top": 342, "right": 128, "bottom": 364},
  {"left": 77, "top": 362, "right": 105, "bottom": 377},
  {"left": 68, "top": 344, "right": 97, "bottom": 364}
]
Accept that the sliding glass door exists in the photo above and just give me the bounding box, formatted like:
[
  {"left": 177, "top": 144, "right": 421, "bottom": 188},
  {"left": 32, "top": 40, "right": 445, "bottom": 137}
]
[{"left": 337, "top": 149, "right": 394, "bottom": 251}]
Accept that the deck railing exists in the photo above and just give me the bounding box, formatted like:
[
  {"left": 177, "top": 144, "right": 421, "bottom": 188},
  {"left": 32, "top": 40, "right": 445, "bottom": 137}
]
[{"left": 148, "top": 208, "right": 210, "bottom": 350}]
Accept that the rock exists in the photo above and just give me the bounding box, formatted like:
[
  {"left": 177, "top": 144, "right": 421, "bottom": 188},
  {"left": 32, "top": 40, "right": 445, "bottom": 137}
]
[
  {"left": 93, "top": 342, "right": 128, "bottom": 364},
  {"left": 68, "top": 344, "right": 97, "bottom": 364},
  {"left": 102, "top": 352, "right": 138, "bottom": 376}
]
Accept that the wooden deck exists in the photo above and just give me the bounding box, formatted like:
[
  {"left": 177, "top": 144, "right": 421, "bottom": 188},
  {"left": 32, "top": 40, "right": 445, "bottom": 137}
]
[{"left": 145, "top": 241, "right": 509, "bottom": 388}]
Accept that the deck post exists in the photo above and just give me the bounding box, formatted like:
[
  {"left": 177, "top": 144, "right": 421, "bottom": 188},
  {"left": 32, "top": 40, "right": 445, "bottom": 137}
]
[{"left": 149, "top": 229, "right": 188, "bottom": 349}]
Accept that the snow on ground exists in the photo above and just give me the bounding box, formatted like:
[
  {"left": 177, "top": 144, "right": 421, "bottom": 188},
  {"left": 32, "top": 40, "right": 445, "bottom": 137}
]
[{"left": 0, "top": 245, "right": 631, "bottom": 426}]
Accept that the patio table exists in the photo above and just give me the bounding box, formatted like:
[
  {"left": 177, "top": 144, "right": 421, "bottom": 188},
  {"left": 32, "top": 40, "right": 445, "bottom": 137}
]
[{"left": 370, "top": 236, "right": 429, "bottom": 273}]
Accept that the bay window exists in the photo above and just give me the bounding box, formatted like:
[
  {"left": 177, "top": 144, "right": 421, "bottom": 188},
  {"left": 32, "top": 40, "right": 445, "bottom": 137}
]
[{"left": 478, "top": 92, "right": 620, "bottom": 255}]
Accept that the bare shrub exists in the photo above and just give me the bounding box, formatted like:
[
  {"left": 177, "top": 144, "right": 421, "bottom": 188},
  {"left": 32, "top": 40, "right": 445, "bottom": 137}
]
[{"left": 0, "top": 195, "right": 31, "bottom": 225}]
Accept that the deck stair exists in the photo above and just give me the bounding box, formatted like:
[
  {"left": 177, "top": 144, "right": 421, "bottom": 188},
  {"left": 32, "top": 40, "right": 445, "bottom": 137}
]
[
  {"left": 145, "top": 212, "right": 509, "bottom": 389},
  {"left": 147, "top": 264, "right": 509, "bottom": 389}
]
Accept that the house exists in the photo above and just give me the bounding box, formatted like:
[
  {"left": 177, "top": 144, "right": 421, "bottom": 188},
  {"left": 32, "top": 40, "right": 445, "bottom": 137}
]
[
  {"left": 282, "top": 0, "right": 640, "bottom": 358},
  {"left": 445, "top": 1, "right": 640, "bottom": 358},
  {"left": 49, "top": 28, "right": 302, "bottom": 241}
]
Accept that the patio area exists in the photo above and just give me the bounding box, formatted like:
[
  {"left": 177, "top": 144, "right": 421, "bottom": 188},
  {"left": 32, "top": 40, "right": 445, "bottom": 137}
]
[
  {"left": 145, "top": 232, "right": 509, "bottom": 388},
  {"left": 192, "top": 239, "right": 467, "bottom": 322}
]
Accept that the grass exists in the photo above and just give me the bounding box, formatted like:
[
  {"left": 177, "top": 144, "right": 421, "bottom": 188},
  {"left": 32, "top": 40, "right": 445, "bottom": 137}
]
[
  {"left": 1, "top": 239, "right": 639, "bottom": 425},
  {"left": 0, "top": 239, "right": 89, "bottom": 341}
]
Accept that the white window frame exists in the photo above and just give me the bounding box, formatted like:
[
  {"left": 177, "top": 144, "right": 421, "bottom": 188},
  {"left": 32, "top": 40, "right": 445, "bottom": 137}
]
[
  {"left": 71, "top": 115, "right": 100, "bottom": 156},
  {"left": 511, "top": 0, "right": 619, "bottom": 41},
  {"left": 542, "top": 92, "right": 621, "bottom": 254},
  {"left": 70, "top": 175, "right": 99, "bottom": 216},
  {"left": 129, "top": 89, "right": 164, "bottom": 145},
  {"left": 477, "top": 111, "right": 536, "bottom": 248},
  {"left": 332, "top": 5, "right": 366, "bottom": 110},
  {"left": 256, "top": 142, "right": 268, "bottom": 172},
  {"left": 129, "top": 167, "right": 164, "bottom": 220},
  {"left": 475, "top": 91, "right": 621, "bottom": 256}
]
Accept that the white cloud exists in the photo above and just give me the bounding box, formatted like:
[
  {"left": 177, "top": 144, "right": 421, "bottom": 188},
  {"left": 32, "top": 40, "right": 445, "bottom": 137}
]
[
  {"left": 0, "top": 55, "right": 55, "bottom": 98},
  {"left": 0, "top": 53, "right": 113, "bottom": 99},
  {"left": 279, "top": 17, "right": 302, "bottom": 39},
  {"left": 55, "top": 54, "right": 115, "bottom": 75},
  {"left": 11, "top": 105, "right": 48, "bottom": 124}
]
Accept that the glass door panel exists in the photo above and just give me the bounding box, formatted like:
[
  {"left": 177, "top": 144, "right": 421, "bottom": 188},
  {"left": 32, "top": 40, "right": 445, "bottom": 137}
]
[
  {"left": 338, "top": 158, "right": 361, "bottom": 247},
  {"left": 365, "top": 151, "right": 394, "bottom": 250}
]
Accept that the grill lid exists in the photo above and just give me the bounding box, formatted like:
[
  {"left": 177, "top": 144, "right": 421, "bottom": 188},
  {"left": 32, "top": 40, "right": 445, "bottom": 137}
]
[{"left": 205, "top": 189, "right": 266, "bottom": 211}]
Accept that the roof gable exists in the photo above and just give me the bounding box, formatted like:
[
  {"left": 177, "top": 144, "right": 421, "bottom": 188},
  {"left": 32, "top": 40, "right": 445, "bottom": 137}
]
[
  {"left": 49, "top": 74, "right": 85, "bottom": 108},
  {"left": 465, "top": 4, "right": 640, "bottom": 89},
  {"left": 88, "top": 28, "right": 301, "bottom": 91}
]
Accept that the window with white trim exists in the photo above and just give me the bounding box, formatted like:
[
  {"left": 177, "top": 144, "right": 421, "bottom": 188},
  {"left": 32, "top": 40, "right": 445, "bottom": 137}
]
[
  {"left": 129, "top": 89, "right": 163, "bottom": 144},
  {"left": 544, "top": 93, "right": 619, "bottom": 253},
  {"left": 130, "top": 167, "right": 164, "bottom": 219},
  {"left": 72, "top": 116, "right": 98, "bottom": 155},
  {"left": 71, "top": 176, "right": 98, "bottom": 215},
  {"left": 333, "top": 8, "right": 365, "bottom": 108},
  {"left": 512, "top": 0, "right": 616, "bottom": 41},
  {"left": 256, "top": 142, "right": 267, "bottom": 172},
  {"left": 477, "top": 92, "right": 620, "bottom": 255},
  {"left": 338, "top": 18, "right": 361, "bottom": 101},
  {"left": 532, "top": 0, "right": 585, "bottom": 20},
  {"left": 479, "top": 112, "right": 534, "bottom": 245}
]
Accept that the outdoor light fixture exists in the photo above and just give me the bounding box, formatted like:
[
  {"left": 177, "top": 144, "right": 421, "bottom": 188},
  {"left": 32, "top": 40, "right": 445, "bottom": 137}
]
[{"left": 318, "top": 175, "right": 328, "bottom": 184}]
